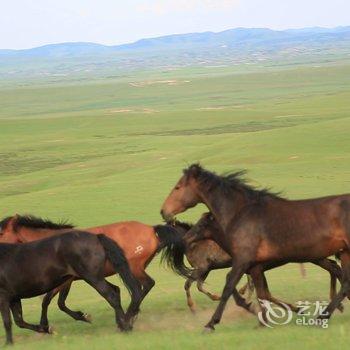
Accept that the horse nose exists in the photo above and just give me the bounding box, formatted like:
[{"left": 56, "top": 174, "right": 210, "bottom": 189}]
[{"left": 160, "top": 209, "right": 172, "bottom": 222}]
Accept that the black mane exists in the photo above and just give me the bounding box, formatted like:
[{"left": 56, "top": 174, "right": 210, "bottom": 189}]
[
  {"left": 0, "top": 215, "right": 74, "bottom": 231},
  {"left": 184, "top": 163, "right": 282, "bottom": 202},
  {"left": 0, "top": 217, "right": 12, "bottom": 231},
  {"left": 172, "top": 220, "right": 193, "bottom": 231}
]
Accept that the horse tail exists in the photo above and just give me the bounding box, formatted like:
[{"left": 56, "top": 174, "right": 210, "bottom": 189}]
[
  {"left": 299, "top": 263, "right": 306, "bottom": 278},
  {"left": 153, "top": 224, "right": 193, "bottom": 279},
  {"left": 97, "top": 234, "right": 141, "bottom": 299}
]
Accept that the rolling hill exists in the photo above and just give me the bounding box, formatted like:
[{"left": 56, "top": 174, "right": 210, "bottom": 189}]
[
  {"left": 1, "top": 26, "right": 350, "bottom": 58},
  {"left": 1, "top": 26, "right": 350, "bottom": 82}
]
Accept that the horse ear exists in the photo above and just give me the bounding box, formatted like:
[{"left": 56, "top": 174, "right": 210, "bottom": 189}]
[
  {"left": 4, "top": 214, "right": 19, "bottom": 230},
  {"left": 188, "top": 163, "right": 202, "bottom": 177}
]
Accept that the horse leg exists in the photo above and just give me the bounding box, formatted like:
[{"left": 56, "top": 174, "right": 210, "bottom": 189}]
[
  {"left": 57, "top": 280, "right": 92, "bottom": 323},
  {"left": 205, "top": 259, "right": 250, "bottom": 331},
  {"left": 125, "top": 271, "right": 155, "bottom": 325},
  {"left": 317, "top": 251, "right": 350, "bottom": 320},
  {"left": 250, "top": 266, "right": 299, "bottom": 314},
  {"left": 197, "top": 270, "right": 221, "bottom": 301},
  {"left": 238, "top": 275, "right": 255, "bottom": 303},
  {"left": 11, "top": 299, "right": 51, "bottom": 334},
  {"left": 184, "top": 273, "right": 196, "bottom": 313},
  {"left": 85, "top": 277, "right": 128, "bottom": 331},
  {"left": 248, "top": 266, "right": 270, "bottom": 323},
  {"left": 40, "top": 287, "right": 60, "bottom": 331},
  {"left": 0, "top": 295, "right": 13, "bottom": 345},
  {"left": 312, "top": 259, "right": 344, "bottom": 312}
]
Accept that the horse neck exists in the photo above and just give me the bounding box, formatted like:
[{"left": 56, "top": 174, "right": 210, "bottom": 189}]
[
  {"left": 17, "top": 227, "right": 71, "bottom": 242},
  {"left": 197, "top": 183, "right": 247, "bottom": 232}
]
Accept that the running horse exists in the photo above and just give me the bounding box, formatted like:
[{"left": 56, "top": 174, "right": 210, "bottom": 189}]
[
  {"left": 161, "top": 164, "right": 350, "bottom": 330},
  {"left": 0, "top": 215, "right": 190, "bottom": 331},
  {"left": 0, "top": 231, "right": 141, "bottom": 345},
  {"left": 183, "top": 212, "right": 343, "bottom": 313}
]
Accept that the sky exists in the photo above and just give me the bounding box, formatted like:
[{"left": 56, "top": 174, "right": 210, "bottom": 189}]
[{"left": 1, "top": 0, "right": 349, "bottom": 49}]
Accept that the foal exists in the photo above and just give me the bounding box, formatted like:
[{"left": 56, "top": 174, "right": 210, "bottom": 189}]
[
  {"left": 177, "top": 220, "right": 254, "bottom": 311},
  {"left": 0, "top": 231, "right": 141, "bottom": 345},
  {"left": 161, "top": 164, "right": 350, "bottom": 330}
]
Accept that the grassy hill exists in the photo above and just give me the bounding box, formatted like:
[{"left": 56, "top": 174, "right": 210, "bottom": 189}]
[
  {"left": 1, "top": 26, "right": 350, "bottom": 83},
  {"left": 1, "top": 56, "right": 350, "bottom": 348}
]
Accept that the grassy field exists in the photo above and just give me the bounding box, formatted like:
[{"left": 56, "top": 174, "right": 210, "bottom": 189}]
[{"left": 1, "top": 59, "right": 350, "bottom": 349}]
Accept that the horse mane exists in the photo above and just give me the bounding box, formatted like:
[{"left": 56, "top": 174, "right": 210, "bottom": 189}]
[
  {"left": 0, "top": 214, "right": 74, "bottom": 231},
  {"left": 0, "top": 217, "right": 12, "bottom": 231},
  {"left": 172, "top": 220, "right": 193, "bottom": 231},
  {"left": 183, "top": 163, "right": 283, "bottom": 202}
]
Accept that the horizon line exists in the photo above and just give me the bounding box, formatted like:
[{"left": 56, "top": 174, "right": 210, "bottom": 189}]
[{"left": 1, "top": 24, "right": 348, "bottom": 51}]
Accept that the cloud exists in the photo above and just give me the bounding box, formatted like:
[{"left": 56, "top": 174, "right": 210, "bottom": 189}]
[{"left": 137, "top": 0, "right": 240, "bottom": 15}]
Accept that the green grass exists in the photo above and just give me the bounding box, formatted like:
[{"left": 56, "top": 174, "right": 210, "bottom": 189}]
[{"left": 1, "top": 59, "right": 350, "bottom": 349}]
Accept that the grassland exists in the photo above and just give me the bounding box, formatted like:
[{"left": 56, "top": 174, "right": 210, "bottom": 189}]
[{"left": 1, "top": 58, "right": 350, "bottom": 349}]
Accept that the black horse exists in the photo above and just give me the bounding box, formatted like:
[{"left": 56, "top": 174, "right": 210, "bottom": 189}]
[
  {"left": 0, "top": 231, "right": 141, "bottom": 345},
  {"left": 161, "top": 164, "right": 350, "bottom": 331}
]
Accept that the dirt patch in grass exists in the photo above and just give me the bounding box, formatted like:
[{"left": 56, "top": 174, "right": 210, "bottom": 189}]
[
  {"left": 135, "top": 300, "right": 253, "bottom": 332},
  {"left": 129, "top": 80, "right": 190, "bottom": 87}
]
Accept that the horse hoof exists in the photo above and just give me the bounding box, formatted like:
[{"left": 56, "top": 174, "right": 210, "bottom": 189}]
[
  {"left": 119, "top": 325, "right": 133, "bottom": 333},
  {"left": 316, "top": 314, "right": 330, "bottom": 322},
  {"left": 211, "top": 295, "right": 221, "bottom": 301},
  {"left": 337, "top": 304, "right": 344, "bottom": 313},
  {"left": 83, "top": 313, "right": 92, "bottom": 323},
  {"left": 47, "top": 326, "right": 55, "bottom": 334},
  {"left": 202, "top": 326, "right": 215, "bottom": 334},
  {"left": 189, "top": 306, "right": 196, "bottom": 314},
  {"left": 248, "top": 303, "right": 258, "bottom": 315}
]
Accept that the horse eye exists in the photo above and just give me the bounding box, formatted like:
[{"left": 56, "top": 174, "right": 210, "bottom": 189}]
[{"left": 175, "top": 185, "right": 180, "bottom": 190}]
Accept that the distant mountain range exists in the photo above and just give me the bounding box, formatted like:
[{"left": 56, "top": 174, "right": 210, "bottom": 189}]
[
  {"left": 1, "top": 26, "right": 350, "bottom": 58},
  {"left": 1, "top": 26, "right": 350, "bottom": 82}
]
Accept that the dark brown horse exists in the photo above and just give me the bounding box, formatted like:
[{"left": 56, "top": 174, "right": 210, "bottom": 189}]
[
  {"left": 184, "top": 236, "right": 256, "bottom": 312},
  {"left": 0, "top": 215, "right": 189, "bottom": 330},
  {"left": 0, "top": 231, "right": 142, "bottom": 345},
  {"left": 183, "top": 212, "right": 343, "bottom": 312},
  {"left": 161, "top": 164, "right": 350, "bottom": 330}
]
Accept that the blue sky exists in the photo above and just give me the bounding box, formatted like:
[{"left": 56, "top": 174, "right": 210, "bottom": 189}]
[{"left": 1, "top": 0, "right": 349, "bottom": 49}]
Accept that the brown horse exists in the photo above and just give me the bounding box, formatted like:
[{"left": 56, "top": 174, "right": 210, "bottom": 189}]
[
  {"left": 0, "top": 215, "right": 189, "bottom": 330},
  {"left": 183, "top": 212, "right": 343, "bottom": 313},
  {"left": 161, "top": 164, "right": 350, "bottom": 330},
  {"left": 184, "top": 237, "right": 255, "bottom": 312}
]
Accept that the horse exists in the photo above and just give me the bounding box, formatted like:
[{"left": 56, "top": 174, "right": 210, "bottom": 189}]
[
  {"left": 165, "top": 219, "right": 337, "bottom": 314},
  {"left": 184, "top": 236, "right": 255, "bottom": 312},
  {"left": 0, "top": 215, "right": 189, "bottom": 331},
  {"left": 0, "top": 231, "right": 142, "bottom": 345},
  {"left": 183, "top": 212, "right": 343, "bottom": 313},
  {"left": 161, "top": 164, "right": 350, "bottom": 330},
  {"left": 162, "top": 220, "right": 254, "bottom": 312}
]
